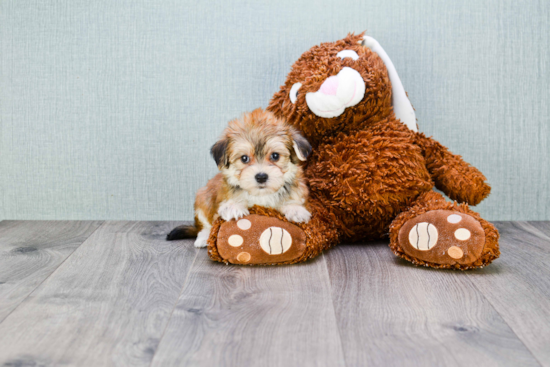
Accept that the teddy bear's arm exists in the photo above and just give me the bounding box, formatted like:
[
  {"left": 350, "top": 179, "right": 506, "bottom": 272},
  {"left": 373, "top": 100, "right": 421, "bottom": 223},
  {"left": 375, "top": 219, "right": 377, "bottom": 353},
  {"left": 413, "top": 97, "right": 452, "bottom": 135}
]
[{"left": 415, "top": 133, "right": 491, "bottom": 205}]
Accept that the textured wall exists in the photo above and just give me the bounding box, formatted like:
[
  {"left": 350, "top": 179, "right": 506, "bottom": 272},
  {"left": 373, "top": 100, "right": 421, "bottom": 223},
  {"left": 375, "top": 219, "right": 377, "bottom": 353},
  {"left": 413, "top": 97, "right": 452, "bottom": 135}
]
[{"left": 1, "top": 0, "right": 548, "bottom": 220}]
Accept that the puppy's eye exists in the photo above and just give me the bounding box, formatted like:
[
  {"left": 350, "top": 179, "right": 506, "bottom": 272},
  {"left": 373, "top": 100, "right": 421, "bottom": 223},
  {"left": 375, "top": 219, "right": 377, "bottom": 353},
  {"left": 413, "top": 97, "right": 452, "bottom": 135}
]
[
  {"left": 270, "top": 153, "right": 280, "bottom": 161},
  {"left": 289, "top": 83, "right": 302, "bottom": 104},
  {"left": 337, "top": 50, "right": 359, "bottom": 60},
  {"left": 241, "top": 155, "right": 250, "bottom": 163}
]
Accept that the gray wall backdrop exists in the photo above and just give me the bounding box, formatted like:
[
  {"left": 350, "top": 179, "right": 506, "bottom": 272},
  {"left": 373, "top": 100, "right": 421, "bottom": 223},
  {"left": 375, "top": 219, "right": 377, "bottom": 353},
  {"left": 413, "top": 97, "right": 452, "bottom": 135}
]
[{"left": 1, "top": 0, "right": 548, "bottom": 221}]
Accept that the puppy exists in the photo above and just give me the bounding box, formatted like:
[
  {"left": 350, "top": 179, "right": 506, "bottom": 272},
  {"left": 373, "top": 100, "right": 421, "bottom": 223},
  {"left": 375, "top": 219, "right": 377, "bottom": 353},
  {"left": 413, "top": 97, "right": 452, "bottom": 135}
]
[{"left": 167, "top": 108, "right": 312, "bottom": 248}]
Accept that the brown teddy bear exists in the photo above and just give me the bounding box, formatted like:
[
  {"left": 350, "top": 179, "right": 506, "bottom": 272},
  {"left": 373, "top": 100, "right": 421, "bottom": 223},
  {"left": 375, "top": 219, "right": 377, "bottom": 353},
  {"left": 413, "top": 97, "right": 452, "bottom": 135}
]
[{"left": 206, "top": 32, "right": 500, "bottom": 269}]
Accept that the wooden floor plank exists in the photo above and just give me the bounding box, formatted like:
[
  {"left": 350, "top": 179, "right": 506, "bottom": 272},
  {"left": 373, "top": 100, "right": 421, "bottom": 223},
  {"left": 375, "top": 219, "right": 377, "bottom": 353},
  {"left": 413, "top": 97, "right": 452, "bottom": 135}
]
[
  {"left": 528, "top": 221, "right": 550, "bottom": 238},
  {"left": 0, "top": 221, "right": 197, "bottom": 367},
  {"left": 326, "top": 241, "right": 540, "bottom": 367},
  {"left": 468, "top": 221, "right": 550, "bottom": 366},
  {"left": 150, "top": 251, "right": 346, "bottom": 367},
  {"left": 0, "top": 221, "right": 102, "bottom": 323},
  {"left": 1, "top": 220, "right": 548, "bottom": 366}
]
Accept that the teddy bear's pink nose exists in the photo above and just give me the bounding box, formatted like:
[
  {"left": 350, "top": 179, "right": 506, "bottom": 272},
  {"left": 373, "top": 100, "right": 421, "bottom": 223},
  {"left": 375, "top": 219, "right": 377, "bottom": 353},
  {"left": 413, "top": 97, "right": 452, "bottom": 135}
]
[{"left": 319, "top": 76, "right": 339, "bottom": 96}]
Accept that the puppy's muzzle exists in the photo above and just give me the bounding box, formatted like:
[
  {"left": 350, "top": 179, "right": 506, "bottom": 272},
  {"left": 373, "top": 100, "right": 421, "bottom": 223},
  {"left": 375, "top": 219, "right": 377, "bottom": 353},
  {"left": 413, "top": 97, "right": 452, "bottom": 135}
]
[{"left": 255, "top": 173, "right": 269, "bottom": 184}]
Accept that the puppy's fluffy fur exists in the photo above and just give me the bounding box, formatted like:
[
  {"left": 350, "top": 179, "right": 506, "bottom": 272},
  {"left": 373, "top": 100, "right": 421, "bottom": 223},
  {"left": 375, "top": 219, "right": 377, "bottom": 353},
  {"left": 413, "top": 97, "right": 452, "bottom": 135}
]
[{"left": 167, "top": 108, "right": 312, "bottom": 248}]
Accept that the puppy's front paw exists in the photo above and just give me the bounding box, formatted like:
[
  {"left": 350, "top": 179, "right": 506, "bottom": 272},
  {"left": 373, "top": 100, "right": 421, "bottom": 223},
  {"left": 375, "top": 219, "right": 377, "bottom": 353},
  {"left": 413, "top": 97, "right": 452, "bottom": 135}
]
[
  {"left": 194, "top": 229, "right": 210, "bottom": 248},
  {"left": 282, "top": 205, "right": 311, "bottom": 223},
  {"left": 194, "top": 237, "right": 207, "bottom": 248},
  {"left": 218, "top": 201, "right": 249, "bottom": 221}
]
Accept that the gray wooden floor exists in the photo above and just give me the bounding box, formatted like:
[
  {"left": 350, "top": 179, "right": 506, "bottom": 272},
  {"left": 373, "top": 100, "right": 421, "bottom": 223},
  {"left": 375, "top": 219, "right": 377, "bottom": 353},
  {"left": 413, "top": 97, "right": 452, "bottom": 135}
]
[{"left": 0, "top": 221, "right": 548, "bottom": 367}]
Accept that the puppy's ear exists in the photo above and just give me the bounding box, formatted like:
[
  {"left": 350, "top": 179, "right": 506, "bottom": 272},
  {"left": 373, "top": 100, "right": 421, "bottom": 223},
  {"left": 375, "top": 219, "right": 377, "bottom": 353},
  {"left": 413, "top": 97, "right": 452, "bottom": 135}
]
[
  {"left": 210, "top": 138, "right": 230, "bottom": 168},
  {"left": 291, "top": 129, "right": 312, "bottom": 162}
]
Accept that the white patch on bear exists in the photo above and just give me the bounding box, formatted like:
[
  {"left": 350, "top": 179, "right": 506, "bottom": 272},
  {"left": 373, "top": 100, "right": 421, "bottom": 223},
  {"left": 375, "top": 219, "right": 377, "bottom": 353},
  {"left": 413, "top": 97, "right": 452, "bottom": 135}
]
[
  {"left": 289, "top": 82, "right": 302, "bottom": 104},
  {"left": 228, "top": 234, "right": 244, "bottom": 247},
  {"left": 337, "top": 50, "right": 359, "bottom": 60},
  {"left": 447, "top": 214, "right": 462, "bottom": 224},
  {"left": 305, "top": 67, "right": 365, "bottom": 118},
  {"left": 237, "top": 219, "right": 252, "bottom": 230},
  {"left": 454, "top": 228, "right": 471, "bottom": 241}
]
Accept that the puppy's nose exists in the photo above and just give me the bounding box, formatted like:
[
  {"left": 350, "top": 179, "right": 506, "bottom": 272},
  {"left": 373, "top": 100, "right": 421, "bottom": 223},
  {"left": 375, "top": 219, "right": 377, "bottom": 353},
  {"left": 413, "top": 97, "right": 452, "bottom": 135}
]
[{"left": 255, "top": 173, "right": 269, "bottom": 184}]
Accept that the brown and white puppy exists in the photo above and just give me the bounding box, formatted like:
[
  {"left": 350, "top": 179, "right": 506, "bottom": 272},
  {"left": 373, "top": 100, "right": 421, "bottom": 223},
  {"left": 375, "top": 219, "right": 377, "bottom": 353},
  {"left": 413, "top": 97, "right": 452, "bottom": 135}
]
[{"left": 167, "top": 108, "right": 312, "bottom": 248}]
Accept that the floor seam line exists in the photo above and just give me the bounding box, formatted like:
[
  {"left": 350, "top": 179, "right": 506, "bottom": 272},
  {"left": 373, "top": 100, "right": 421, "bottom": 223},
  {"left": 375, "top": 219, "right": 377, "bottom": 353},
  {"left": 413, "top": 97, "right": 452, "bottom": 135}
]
[
  {"left": 466, "top": 273, "right": 544, "bottom": 367},
  {"left": 522, "top": 221, "right": 550, "bottom": 242},
  {"left": 322, "top": 251, "right": 349, "bottom": 367},
  {"left": 0, "top": 220, "right": 105, "bottom": 325},
  {"left": 148, "top": 247, "right": 199, "bottom": 367}
]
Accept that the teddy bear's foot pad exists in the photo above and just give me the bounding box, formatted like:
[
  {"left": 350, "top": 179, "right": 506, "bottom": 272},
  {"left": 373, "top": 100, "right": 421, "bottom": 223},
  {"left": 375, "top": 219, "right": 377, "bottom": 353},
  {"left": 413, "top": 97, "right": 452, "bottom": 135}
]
[
  {"left": 398, "top": 210, "right": 485, "bottom": 266},
  {"left": 216, "top": 214, "right": 307, "bottom": 265}
]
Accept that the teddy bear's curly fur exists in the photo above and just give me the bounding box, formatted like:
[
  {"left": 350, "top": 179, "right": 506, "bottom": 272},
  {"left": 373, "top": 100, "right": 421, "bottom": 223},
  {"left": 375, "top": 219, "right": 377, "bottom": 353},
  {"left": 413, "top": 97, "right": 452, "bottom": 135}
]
[{"left": 206, "top": 33, "right": 500, "bottom": 269}]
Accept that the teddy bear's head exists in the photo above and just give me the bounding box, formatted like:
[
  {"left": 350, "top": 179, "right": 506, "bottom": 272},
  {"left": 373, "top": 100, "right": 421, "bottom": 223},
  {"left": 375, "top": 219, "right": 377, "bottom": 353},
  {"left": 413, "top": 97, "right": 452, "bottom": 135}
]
[{"left": 267, "top": 33, "right": 415, "bottom": 145}]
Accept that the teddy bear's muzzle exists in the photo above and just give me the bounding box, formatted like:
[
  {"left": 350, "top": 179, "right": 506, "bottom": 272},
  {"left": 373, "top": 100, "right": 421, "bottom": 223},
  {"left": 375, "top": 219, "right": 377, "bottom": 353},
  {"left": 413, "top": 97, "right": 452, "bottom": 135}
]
[{"left": 305, "top": 67, "right": 365, "bottom": 118}]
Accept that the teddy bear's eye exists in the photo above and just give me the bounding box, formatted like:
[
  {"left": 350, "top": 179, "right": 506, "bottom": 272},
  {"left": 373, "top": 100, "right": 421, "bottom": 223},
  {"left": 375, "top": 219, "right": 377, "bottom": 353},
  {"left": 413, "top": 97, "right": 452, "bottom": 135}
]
[
  {"left": 337, "top": 50, "right": 359, "bottom": 60},
  {"left": 289, "top": 83, "right": 302, "bottom": 104}
]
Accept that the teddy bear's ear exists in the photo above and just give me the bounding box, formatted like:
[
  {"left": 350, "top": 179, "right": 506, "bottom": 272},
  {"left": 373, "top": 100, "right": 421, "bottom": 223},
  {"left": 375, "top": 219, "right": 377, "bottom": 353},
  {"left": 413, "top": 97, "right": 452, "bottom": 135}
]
[
  {"left": 291, "top": 129, "right": 312, "bottom": 162},
  {"left": 361, "top": 36, "right": 418, "bottom": 132}
]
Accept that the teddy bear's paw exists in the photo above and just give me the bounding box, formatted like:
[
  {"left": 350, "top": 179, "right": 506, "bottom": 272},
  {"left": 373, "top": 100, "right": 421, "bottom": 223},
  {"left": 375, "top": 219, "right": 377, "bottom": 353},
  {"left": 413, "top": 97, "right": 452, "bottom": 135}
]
[
  {"left": 397, "top": 210, "right": 486, "bottom": 266},
  {"left": 214, "top": 214, "right": 307, "bottom": 265}
]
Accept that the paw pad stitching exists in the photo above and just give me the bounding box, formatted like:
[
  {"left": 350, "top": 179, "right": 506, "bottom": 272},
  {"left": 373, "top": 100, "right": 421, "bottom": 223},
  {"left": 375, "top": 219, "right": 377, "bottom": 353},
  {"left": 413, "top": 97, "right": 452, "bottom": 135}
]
[
  {"left": 408, "top": 222, "right": 438, "bottom": 251},
  {"left": 259, "top": 227, "right": 292, "bottom": 255}
]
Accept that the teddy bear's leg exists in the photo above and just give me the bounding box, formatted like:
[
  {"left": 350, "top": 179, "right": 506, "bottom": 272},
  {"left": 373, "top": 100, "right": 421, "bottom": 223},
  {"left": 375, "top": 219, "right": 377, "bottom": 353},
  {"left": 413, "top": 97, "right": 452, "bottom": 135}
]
[
  {"left": 206, "top": 204, "right": 340, "bottom": 265},
  {"left": 389, "top": 191, "right": 500, "bottom": 269}
]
